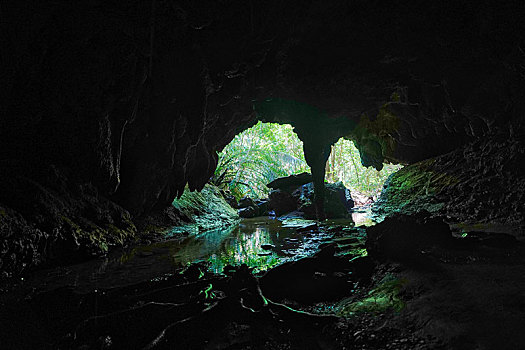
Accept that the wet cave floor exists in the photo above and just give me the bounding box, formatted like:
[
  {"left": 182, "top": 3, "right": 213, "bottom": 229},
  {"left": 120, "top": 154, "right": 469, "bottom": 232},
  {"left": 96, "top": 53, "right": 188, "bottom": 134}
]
[{"left": 1, "top": 209, "right": 525, "bottom": 349}]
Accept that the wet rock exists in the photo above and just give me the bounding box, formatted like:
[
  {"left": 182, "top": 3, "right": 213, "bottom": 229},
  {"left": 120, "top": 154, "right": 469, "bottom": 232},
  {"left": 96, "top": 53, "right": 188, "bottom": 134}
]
[
  {"left": 268, "top": 189, "right": 298, "bottom": 216},
  {"left": 236, "top": 197, "right": 270, "bottom": 218},
  {"left": 348, "top": 256, "right": 375, "bottom": 280},
  {"left": 267, "top": 172, "right": 313, "bottom": 193},
  {"left": 238, "top": 206, "right": 258, "bottom": 218},
  {"left": 374, "top": 138, "right": 525, "bottom": 225},
  {"left": 172, "top": 184, "right": 240, "bottom": 230},
  {"left": 333, "top": 237, "right": 359, "bottom": 245},
  {"left": 366, "top": 211, "right": 452, "bottom": 261},
  {"left": 465, "top": 231, "right": 519, "bottom": 248},
  {"left": 261, "top": 244, "right": 275, "bottom": 250},
  {"left": 260, "top": 251, "right": 357, "bottom": 303},
  {"left": 294, "top": 182, "right": 354, "bottom": 219},
  {"left": 0, "top": 173, "right": 137, "bottom": 276},
  {"left": 254, "top": 199, "right": 269, "bottom": 216},
  {"left": 296, "top": 223, "right": 319, "bottom": 232},
  {"left": 315, "top": 242, "right": 338, "bottom": 259},
  {"left": 267, "top": 174, "right": 354, "bottom": 219},
  {"left": 220, "top": 190, "right": 239, "bottom": 209},
  {"left": 281, "top": 218, "right": 317, "bottom": 228},
  {"left": 238, "top": 196, "right": 257, "bottom": 209}
]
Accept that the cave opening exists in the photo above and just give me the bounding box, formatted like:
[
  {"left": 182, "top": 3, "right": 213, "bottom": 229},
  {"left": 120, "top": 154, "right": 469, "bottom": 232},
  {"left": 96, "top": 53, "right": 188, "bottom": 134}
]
[
  {"left": 211, "top": 121, "right": 311, "bottom": 200},
  {"left": 210, "top": 120, "right": 403, "bottom": 210},
  {"left": 324, "top": 137, "right": 403, "bottom": 207}
]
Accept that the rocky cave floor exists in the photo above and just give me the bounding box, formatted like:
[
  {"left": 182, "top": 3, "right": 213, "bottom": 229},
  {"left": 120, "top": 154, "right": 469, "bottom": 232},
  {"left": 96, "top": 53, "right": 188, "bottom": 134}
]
[{"left": 1, "top": 213, "right": 525, "bottom": 350}]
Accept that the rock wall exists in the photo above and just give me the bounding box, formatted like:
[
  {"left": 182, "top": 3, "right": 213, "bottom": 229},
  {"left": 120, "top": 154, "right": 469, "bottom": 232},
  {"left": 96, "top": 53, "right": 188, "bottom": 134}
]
[{"left": 374, "top": 136, "right": 525, "bottom": 226}]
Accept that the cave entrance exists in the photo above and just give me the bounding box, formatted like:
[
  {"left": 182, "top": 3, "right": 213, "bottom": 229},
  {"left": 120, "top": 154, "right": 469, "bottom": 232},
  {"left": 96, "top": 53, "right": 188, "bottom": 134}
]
[
  {"left": 211, "top": 121, "right": 402, "bottom": 206},
  {"left": 210, "top": 121, "right": 310, "bottom": 200},
  {"left": 324, "top": 138, "right": 403, "bottom": 207},
  {"left": 211, "top": 122, "right": 402, "bottom": 208}
]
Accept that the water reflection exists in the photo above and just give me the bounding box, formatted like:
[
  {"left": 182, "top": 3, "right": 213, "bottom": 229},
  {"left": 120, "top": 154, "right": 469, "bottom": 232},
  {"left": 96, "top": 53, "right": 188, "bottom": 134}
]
[
  {"left": 168, "top": 217, "right": 336, "bottom": 273},
  {"left": 20, "top": 216, "right": 368, "bottom": 293}
]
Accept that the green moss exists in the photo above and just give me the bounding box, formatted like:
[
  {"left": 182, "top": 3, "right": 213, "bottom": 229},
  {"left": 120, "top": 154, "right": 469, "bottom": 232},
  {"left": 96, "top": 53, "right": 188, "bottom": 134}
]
[
  {"left": 375, "top": 158, "right": 459, "bottom": 216},
  {"left": 0, "top": 208, "right": 8, "bottom": 225},
  {"left": 142, "top": 224, "right": 167, "bottom": 234},
  {"left": 337, "top": 275, "right": 406, "bottom": 316},
  {"left": 348, "top": 104, "right": 400, "bottom": 158},
  {"left": 172, "top": 184, "right": 239, "bottom": 234},
  {"left": 106, "top": 223, "right": 136, "bottom": 245},
  {"left": 60, "top": 215, "right": 136, "bottom": 254},
  {"left": 390, "top": 91, "right": 401, "bottom": 102}
]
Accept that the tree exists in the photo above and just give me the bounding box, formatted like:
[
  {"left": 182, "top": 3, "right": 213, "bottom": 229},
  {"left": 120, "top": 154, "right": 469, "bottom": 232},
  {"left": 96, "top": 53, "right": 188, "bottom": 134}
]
[
  {"left": 212, "top": 122, "right": 402, "bottom": 200},
  {"left": 211, "top": 122, "right": 310, "bottom": 199}
]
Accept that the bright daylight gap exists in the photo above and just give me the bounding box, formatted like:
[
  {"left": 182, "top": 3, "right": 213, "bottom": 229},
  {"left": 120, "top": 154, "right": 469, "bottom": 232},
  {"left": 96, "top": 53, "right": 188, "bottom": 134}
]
[{"left": 212, "top": 121, "right": 402, "bottom": 206}]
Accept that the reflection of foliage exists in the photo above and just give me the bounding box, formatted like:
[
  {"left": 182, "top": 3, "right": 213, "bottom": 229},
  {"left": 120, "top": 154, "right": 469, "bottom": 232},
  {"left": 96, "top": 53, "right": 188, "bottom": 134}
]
[
  {"left": 211, "top": 121, "right": 310, "bottom": 200},
  {"left": 207, "top": 227, "right": 281, "bottom": 274}
]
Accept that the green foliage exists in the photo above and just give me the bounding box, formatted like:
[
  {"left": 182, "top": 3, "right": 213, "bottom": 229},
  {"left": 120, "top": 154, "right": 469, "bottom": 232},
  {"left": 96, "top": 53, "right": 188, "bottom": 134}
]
[
  {"left": 172, "top": 184, "right": 240, "bottom": 232},
  {"left": 325, "top": 138, "right": 403, "bottom": 197},
  {"left": 211, "top": 121, "right": 310, "bottom": 199},
  {"left": 212, "top": 122, "right": 402, "bottom": 200}
]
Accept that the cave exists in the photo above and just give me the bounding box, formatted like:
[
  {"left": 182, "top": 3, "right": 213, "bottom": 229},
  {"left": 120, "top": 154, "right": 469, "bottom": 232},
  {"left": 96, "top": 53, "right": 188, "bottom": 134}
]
[{"left": 1, "top": 1, "right": 525, "bottom": 349}]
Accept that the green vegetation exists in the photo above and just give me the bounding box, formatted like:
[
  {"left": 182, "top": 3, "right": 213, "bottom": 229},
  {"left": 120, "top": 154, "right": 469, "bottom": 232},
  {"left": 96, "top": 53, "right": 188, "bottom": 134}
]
[
  {"left": 211, "top": 121, "right": 310, "bottom": 199},
  {"left": 337, "top": 274, "right": 406, "bottom": 316},
  {"left": 212, "top": 122, "right": 402, "bottom": 200},
  {"left": 60, "top": 214, "right": 136, "bottom": 255},
  {"left": 374, "top": 158, "right": 458, "bottom": 216},
  {"left": 325, "top": 138, "right": 403, "bottom": 197},
  {"left": 171, "top": 184, "right": 240, "bottom": 233}
]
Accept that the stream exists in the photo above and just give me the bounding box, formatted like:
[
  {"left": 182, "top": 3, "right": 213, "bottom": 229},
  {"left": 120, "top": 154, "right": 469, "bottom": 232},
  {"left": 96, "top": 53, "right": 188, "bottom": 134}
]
[{"left": 7, "top": 209, "right": 376, "bottom": 294}]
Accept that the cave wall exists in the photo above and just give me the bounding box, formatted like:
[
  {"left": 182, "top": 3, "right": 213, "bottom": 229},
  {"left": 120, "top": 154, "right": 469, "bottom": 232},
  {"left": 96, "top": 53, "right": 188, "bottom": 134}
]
[
  {"left": 1, "top": 0, "right": 525, "bottom": 274},
  {"left": 375, "top": 137, "right": 525, "bottom": 226}
]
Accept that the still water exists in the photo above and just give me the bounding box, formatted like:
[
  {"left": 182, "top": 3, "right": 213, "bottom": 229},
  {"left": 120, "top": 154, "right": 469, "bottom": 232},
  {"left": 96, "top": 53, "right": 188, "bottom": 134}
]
[{"left": 18, "top": 210, "right": 375, "bottom": 293}]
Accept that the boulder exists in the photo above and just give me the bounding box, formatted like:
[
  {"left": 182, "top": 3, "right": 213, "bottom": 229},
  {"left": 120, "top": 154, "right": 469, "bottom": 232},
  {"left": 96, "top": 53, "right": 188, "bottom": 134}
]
[
  {"left": 268, "top": 189, "right": 298, "bottom": 216},
  {"left": 267, "top": 172, "right": 313, "bottom": 193},
  {"left": 171, "top": 184, "right": 240, "bottom": 231},
  {"left": 238, "top": 196, "right": 257, "bottom": 209},
  {"left": 293, "top": 182, "right": 354, "bottom": 219},
  {"left": 238, "top": 206, "right": 258, "bottom": 218},
  {"left": 237, "top": 197, "right": 270, "bottom": 218},
  {"left": 220, "top": 190, "right": 239, "bottom": 209},
  {"left": 254, "top": 199, "right": 269, "bottom": 216},
  {"left": 267, "top": 175, "right": 354, "bottom": 219},
  {"left": 365, "top": 211, "right": 452, "bottom": 261}
]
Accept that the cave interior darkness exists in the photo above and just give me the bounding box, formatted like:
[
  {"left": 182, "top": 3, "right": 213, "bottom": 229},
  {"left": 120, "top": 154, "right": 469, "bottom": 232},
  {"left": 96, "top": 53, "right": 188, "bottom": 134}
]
[{"left": 1, "top": 1, "right": 525, "bottom": 349}]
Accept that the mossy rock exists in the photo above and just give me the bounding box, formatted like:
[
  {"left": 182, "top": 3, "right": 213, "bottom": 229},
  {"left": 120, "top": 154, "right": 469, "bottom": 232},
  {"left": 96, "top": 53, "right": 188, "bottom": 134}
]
[
  {"left": 374, "top": 158, "right": 457, "bottom": 217},
  {"left": 337, "top": 275, "right": 406, "bottom": 316},
  {"left": 172, "top": 184, "right": 240, "bottom": 233}
]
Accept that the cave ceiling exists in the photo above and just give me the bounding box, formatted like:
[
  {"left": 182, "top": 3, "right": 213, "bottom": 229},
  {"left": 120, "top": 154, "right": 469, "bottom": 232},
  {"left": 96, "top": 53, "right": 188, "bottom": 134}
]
[{"left": 1, "top": 0, "right": 524, "bottom": 214}]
